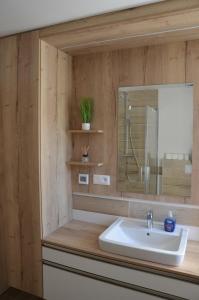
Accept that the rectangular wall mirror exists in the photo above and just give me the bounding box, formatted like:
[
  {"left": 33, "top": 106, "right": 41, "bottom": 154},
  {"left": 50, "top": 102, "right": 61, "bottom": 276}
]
[{"left": 118, "top": 83, "right": 193, "bottom": 198}]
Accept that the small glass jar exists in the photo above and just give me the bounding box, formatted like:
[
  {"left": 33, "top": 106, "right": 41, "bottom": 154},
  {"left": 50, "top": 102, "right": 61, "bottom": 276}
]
[{"left": 81, "top": 154, "right": 89, "bottom": 163}]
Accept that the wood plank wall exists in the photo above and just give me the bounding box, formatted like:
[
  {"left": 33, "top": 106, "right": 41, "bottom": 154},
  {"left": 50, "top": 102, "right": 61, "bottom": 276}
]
[
  {"left": 0, "top": 36, "right": 14, "bottom": 295},
  {"left": 40, "top": 41, "right": 72, "bottom": 237},
  {"left": 0, "top": 32, "right": 42, "bottom": 296},
  {"left": 72, "top": 41, "right": 199, "bottom": 205},
  {"left": 0, "top": 2, "right": 198, "bottom": 297}
]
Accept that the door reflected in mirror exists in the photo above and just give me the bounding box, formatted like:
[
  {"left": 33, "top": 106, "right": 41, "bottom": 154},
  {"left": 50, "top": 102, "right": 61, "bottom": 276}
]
[{"left": 118, "top": 83, "right": 193, "bottom": 197}]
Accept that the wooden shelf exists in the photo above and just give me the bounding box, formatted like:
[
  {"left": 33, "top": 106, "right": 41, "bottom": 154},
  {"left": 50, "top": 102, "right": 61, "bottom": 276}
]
[
  {"left": 69, "top": 129, "right": 103, "bottom": 134},
  {"left": 67, "top": 161, "right": 103, "bottom": 167}
]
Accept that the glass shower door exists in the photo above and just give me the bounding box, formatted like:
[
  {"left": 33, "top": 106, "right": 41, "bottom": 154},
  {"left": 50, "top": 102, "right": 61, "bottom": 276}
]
[{"left": 144, "top": 106, "right": 158, "bottom": 194}]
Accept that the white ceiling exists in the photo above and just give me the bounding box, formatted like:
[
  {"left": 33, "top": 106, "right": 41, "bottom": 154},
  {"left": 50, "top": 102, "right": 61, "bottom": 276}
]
[{"left": 0, "top": 0, "right": 161, "bottom": 37}]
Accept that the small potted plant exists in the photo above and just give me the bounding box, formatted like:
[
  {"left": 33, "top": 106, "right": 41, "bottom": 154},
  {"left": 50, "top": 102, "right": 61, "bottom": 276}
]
[{"left": 80, "top": 97, "right": 93, "bottom": 130}]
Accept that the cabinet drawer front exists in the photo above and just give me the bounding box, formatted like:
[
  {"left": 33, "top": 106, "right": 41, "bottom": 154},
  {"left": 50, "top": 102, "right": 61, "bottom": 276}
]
[
  {"left": 43, "top": 246, "right": 199, "bottom": 300},
  {"left": 43, "top": 264, "right": 164, "bottom": 300}
]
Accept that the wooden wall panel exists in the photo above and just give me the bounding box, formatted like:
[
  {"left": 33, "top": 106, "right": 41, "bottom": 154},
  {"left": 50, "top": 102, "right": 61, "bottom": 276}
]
[
  {"left": 144, "top": 42, "right": 186, "bottom": 84},
  {"left": 0, "top": 35, "right": 17, "bottom": 294},
  {"left": 115, "top": 47, "right": 146, "bottom": 86},
  {"left": 73, "top": 194, "right": 128, "bottom": 216},
  {"left": 40, "top": 41, "right": 72, "bottom": 237},
  {"left": 72, "top": 52, "right": 119, "bottom": 196},
  {"left": 0, "top": 33, "right": 42, "bottom": 296},
  {"left": 72, "top": 41, "right": 199, "bottom": 204},
  {"left": 17, "top": 31, "right": 42, "bottom": 296},
  {"left": 57, "top": 49, "right": 73, "bottom": 226}
]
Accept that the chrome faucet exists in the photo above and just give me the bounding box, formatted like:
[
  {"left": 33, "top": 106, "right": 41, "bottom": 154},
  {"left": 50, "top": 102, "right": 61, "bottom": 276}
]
[{"left": 146, "top": 209, "right": 153, "bottom": 230}]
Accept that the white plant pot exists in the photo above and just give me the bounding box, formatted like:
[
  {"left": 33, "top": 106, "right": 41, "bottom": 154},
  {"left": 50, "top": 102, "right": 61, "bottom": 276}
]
[{"left": 82, "top": 123, "right": 91, "bottom": 130}]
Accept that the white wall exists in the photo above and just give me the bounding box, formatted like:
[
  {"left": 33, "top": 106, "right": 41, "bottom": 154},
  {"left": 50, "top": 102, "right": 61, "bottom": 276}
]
[{"left": 158, "top": 85, "right": 193, "bottom": 159}]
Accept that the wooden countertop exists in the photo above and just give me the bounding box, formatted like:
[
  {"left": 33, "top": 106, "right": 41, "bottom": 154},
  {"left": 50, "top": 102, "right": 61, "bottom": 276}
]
[{"left": 42, "top": 220, "right": 199, "bottom": 284}]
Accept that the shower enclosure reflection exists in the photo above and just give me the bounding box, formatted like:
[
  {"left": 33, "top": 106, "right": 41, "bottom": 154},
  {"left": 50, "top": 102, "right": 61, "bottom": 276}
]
[{"left": 118, "top": 84, "right": 193, "bottom": 197}]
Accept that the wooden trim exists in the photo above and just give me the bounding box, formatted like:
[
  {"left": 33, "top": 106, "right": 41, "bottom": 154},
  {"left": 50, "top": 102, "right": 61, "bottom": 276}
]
[
  {"left": 42, "top": 237, "right": 199, "bottom": 285},
  {"left": 39, "top": 1, "right": 199, "bottom": 53},
  {"left": 40, "top": 0, "right": 199, "bottom": 38},
  {"left": 67, "top": 161, "right": 103, "bottom": 167},
  {"left": 63, "top": 27, "right": 199, "bottom": 56},
  {"left": 40, "top": 41, "right": 73, "bottom": 237},
  {"left": 69, "top": 130, "right": 103, "bottom": 133}
]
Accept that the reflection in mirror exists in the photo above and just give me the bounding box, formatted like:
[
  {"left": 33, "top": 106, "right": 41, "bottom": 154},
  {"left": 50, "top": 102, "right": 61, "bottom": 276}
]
[{"left": 118, "top": 84, "right": 193, "bottom": 197}]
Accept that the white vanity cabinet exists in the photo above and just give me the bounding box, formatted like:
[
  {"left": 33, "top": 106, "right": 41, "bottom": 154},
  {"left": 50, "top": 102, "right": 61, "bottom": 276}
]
[
  {"left": 43, "top": 264, "right": 163, "bottom": 300},
  {"left": 43, "top": 246, "right": 199, "bottom": 300}
]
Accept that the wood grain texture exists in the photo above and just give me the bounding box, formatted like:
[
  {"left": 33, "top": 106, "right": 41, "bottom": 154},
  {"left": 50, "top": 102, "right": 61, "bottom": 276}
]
[
  {"left": 72, "top": 51, "right": 119, "bottom": 196},
  {"left": 0, "top": 33, "right": 42, "bottom": 297},
  {"left": 73, "top": 194, "right": 128, "bottom": 216},
  {"left": 40, "top": 41, "right": 72, "bottom": 237},
  {"left": 72, "top": 42, "right": 192, "bottom": 203},
  {"left": 46, "top": 10, "right": 199, "bottom": 50},
  {"left": 40, "top": 0, "right": 199, "bottom": 39},
  {"left": 161, "top": 158, "right": 191, "bottom": 197},
  {"left": 72, "top": 193, "right": 199, "bottom": 226},
  {"left": 60, "top": 27, "right": 199, "bottom": 56},
  {"left": 43, "top": 220, "right": 199, "bottom": 283},
  {"left": 67, "top": 161, "right": 103, "bottom": 167},
  {"left": 144, "top": 42, "right": 186, "bottom": 84},
  {"left": 15, "top": 31, "right": 42, "bottom": 296},
  {"left": 69, "top": 130, "right": 103, "bottom": 133},
  {"left": 39, "top": 0, "right": 199, "bottom": 53},
  {"left": 0, "top": 36, "right": 17, "bottom": 294}
]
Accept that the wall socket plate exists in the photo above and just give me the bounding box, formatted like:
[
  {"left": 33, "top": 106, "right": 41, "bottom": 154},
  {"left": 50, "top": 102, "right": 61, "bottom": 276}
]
[
  {"left": 79, "top": 174, "right": 89, "bottom": 185},
  {"left": 93, "top": 174, "right": 110, "bottom": 186}
]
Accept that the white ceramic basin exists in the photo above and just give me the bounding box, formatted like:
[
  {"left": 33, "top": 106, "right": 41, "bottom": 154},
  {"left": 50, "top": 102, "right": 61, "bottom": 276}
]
[{"left": 99, "top": 217, "right": 188, "bottom": 266}]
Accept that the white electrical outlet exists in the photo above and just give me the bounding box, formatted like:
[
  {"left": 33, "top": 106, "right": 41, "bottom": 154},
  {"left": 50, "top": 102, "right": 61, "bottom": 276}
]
[
  {"left": 93, "top": 174, "right": 110, "bottom": 186},
  {"left": 79, "top": 174, "right": 89, "bottom": 185},
  {"left": 185, "top": 164, "right": 192, "bottom": 175}
]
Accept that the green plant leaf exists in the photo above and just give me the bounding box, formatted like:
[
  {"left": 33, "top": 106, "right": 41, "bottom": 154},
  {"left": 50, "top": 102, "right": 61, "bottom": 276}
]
[{"left": 80, "top": 97, "right": 93, "bottom": 123}]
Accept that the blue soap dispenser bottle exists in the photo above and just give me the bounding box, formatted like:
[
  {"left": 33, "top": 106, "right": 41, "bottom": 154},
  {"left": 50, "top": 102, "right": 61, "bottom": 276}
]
[{"left": 164, "top": 211, "right": 176, "bottom": 232}]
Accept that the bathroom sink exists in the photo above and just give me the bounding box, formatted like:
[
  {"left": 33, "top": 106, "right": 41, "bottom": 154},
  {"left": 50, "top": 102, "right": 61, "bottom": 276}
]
[{"left": 99, "top": 217, "right": 188, "bottom": 266}]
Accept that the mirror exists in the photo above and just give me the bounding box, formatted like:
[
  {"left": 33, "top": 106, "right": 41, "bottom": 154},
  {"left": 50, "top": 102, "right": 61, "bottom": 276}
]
[{"left": 118, "top": 83, "right": 193, "bottom": 198}]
